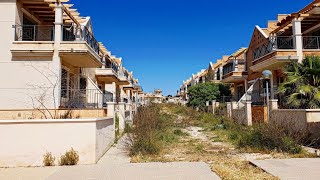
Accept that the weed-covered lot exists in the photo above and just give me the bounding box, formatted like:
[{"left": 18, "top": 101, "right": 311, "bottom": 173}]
[{"left": 127, "top": 104, "right": 316, "bottom": 180}]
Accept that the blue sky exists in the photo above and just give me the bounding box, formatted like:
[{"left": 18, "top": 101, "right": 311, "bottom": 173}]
[{"left": 76, "top": 0, "right": 311, "bottom": 95}]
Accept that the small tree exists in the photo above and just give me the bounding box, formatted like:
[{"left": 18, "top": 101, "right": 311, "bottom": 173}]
[{"left": 187, "top": 82, "right": 230, "bottom": 110}]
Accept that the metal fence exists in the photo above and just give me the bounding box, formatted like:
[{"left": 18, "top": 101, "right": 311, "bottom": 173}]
[
  {"left": 62, "top": 25, "right": 100, "bottom": 55},
  {"left": 303, "top": 36, "right": 320, "bottom": 49},
  {"left": 60, "top": 89, "right": 113, "bottom": 109},
  {"left": 253, "top": 36, "right": 295, "bottom": 60},
  {"left": 14, "top": 25, "right": 54, "bottom": 41},
  {"left": 13, "top": 24, "right": 100, "bottom": 56}
]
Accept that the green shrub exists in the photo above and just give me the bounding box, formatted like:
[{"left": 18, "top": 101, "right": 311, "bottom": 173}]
[
  {"left": 59, "top": 148, "right": 79, "bottom": 166},
  {"left": 282, "top": 136, "right": 303, "bottom": 154},
  {"left": 43, "top": 152, "right": 55, "bottom": 166},
  {"left": 234, "top": 125, "right": 303, "bottom": 154},
  {"left": 130, "top": 139, "right": 160, "bottom": 156}
]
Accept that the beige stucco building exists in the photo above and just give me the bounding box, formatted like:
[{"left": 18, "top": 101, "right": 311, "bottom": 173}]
[{"left": 0, "top": 0, "right": 144, "bottom": 167}]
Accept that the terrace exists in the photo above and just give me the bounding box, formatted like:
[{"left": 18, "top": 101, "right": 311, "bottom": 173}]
[
  {"left": 11, "top": 0, "right": 102, "bottom": 68},
  {"left": 251, "top": 1, "right": 320, "bottom": 72}
]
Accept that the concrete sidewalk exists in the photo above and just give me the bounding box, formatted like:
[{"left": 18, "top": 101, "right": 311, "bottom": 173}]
[
  {"left": 0, "top": 138, "right": 220, "bottom": 180},
  {"left": 250, "top": 158, "right": 320, "bottom": 180}
]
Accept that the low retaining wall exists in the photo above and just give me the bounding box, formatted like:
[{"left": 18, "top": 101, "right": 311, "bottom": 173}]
[
  {"left": 0, "top": 117, "right": 114, "bottom": 167},
  {"left": 0, "top": 109, "right": 108, "bottom": 120},
  {"left": 270, "top": 109, "right": 320, "bottom": 137}
]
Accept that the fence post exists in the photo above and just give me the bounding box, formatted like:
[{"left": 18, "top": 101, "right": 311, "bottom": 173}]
[
  {"left": 270, "top": 99, "right": 278, "bottom": 110},
  {"left": 244, "top": 101, "right": 252, "bottom": 126},
  {"left": 211, "top": 100, "right": 216, "bottom": 115},
  {"left": 118, "top": 102, "right": 126, "bottom": 131},
  {"left": 226, "top": 102, "right": 232, "bottom": 118}
]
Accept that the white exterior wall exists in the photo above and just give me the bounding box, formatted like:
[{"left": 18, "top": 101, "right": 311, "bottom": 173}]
[
  {"left": 0, "top": 1, "right": 61, "bottom": 109},
  {"left": 0, "top": 117, "right": 114, "bottom": 167},
  {"left": 0, "top": 1, "right": 15, "bottom": 63},
  {"left": 0, "top": 61, "right": 60, "bottom": 109}
]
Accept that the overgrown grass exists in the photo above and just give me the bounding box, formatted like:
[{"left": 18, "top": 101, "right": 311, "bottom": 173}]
[
  {"left": 127, "top": 104, "right": 186, "bottom": 156},
  {"left": 159, "top": 103, "right": 306, "bottom": 154},
  {"left": 130, "top": 104, "right": 315, "bottom": 179}
]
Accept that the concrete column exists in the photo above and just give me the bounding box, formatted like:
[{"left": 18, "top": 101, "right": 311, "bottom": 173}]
[
  {"left": 107, "top": 102, "right": 115, "bottom": 117},
  {"left": 231, "top": 101, "right": 238, "bottom": 110},
  {"left": 244, "top": 101, "right": 252, "bottom": 126},
  {"left": 219, "top": 66, "right": 223, "bottom": 80},
  {"left": 52, "top": 3, "right": 63, "bottom": 108},
  {"left": 226, "top": 102, "right": 232, "bottom": 118},
  {"left": 270, "top": 99, "right": 278, "bottom": 110},
  {"left": 211, "top": 100, "right": 216, "bottom": 115},
  {"left": 54, "top": 4, "right": 63, "bottom": 43},
  {"left": 234, "top": 58, "right": 238, "bottom": 71},
  {"left": 292, "top": 18, "right": 303, "bottom": 63},
  {"left": 118, "top": 102, "right": 125, "bottom": 131},
  {"left": 214, "top": 70, "right": 218, "bottom": 80},
  {"left": 102, "top": 56, "right": 106, "bottom": 68}
]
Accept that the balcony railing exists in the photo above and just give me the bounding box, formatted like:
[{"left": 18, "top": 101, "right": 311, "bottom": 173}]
[
  {"left": 303, "top": 36, "right": 320, "bottom": 49},
  {"left": 13, "top": 25, "right": 100, "bottom": 56},
  {"left": 60, "top": 89, "right": 113, "bottom": 108},
  {"left": 14, "top": 25, "right": 54, "bottom": 41},
  {"left": 253, "top": 36, "right": 295, "bottom": 60},
  {"left": 62, "top": 25, "right": 100, "bottom": 55}
]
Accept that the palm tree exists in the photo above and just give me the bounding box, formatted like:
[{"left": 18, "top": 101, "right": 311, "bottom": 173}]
[{"left": 277, "top": 56, "right": 320, "bottom": 109}]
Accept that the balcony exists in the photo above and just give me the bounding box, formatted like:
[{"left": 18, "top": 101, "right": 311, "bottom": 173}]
[
  {"left": 222, "top": 60, "right": 247, "bottom": 83},
  {"left": 117, "top": 70, "right": 130, "bottom": 85},
  {"left": 252, "top": 36, "right": 320, "bottom": 72},
  {"left": 11, "top": 25, "right": 102, "bottom": 68},
  {"left": 11, "top": 25, "right": 55, "bottom": 60},
  {"left": 60, "top": 89, "right": 113, "bottom": 109},
  {"left": 251, "top": 36, "right": 298, "bottom": 72},
  {"left": 96, "top": 67, "right": 119, "bottom": 83}
]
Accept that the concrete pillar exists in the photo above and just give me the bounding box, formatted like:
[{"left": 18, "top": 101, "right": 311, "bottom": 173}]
[
  {"left": 214, "top": 70, "right": 218, "bottom": 81},
  {"left": 226, "top": 102, "right": 232, "bottom": 118},
  {"left": 219, "top": 66, "right": 223, "bottom": 80},
  {"left": 211, "top": 100, "right": 216, "bottom": 115},
  {"left": 52, "top": 3, "right": 63, "bottom": 108},
  {"left": 118, "top": 102, "right": 125, "bottom": 131},
  {"left": 292, "top": 18, "right": 303, "bottom": 63},
  {"left": 107, "top": 102, "right": 115, "bottom": 117},
  {"left": 234, "top": 58, "right": 238, "bottom": 71},
  {"left": 244, "top": 101, "right": 252, "bottom": 126},
  {"left": 54, "top": 4, "right": 63, "bottom": 43},
  {"left": 102, "top": 56, "right": 106, "bottom": 68},
  {"left": 231, "top": 101, "right": 237, "bottom": 110},
  {"left": 270, "top": 99, "right": 278, "bottom": 110}
]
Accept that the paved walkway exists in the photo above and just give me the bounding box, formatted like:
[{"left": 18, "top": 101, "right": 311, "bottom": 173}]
[
  {"left": 250, "top": 158, "right": 320, "bottom": 180},
  {"left": 0, "top": 138, "right": 220, "bottom": 180}
]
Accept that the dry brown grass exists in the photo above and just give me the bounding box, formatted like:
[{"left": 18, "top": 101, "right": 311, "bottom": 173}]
[
  {"left": 131, "top": 127, "right": 278, "bottom": 179},
  {"left": 131, "top": 104, "right": 316, "bottom": 179}
]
